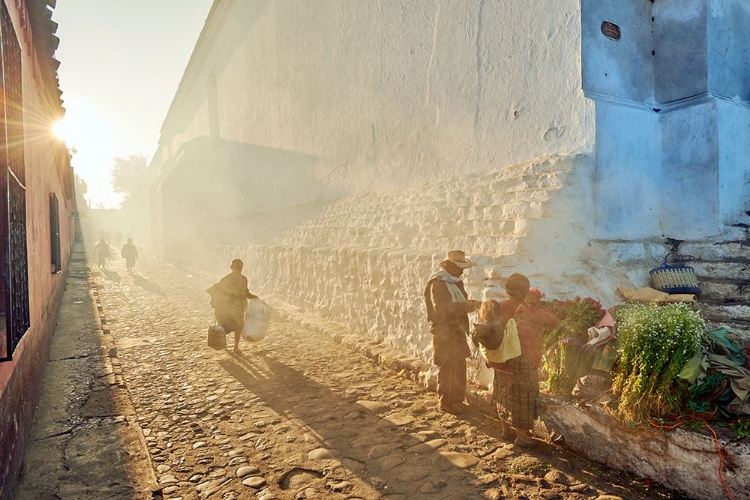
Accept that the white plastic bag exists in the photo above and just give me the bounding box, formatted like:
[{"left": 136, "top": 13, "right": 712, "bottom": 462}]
[{"left": 241, "top": 298, "right": 271, "bottom": 342}]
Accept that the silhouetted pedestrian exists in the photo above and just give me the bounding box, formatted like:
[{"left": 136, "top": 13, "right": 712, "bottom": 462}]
[
  {"left": 92, "top": 238, "right": 110, "bottom": 268},
  {"left": 121, "top": 238, "right": 138, "bottom": 274},
  {"left": 207, "top": 259, "right": 257, "bottom": 354}
]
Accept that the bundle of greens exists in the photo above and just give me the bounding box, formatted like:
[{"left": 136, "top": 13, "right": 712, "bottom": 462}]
[
  {"left": 542, "top": 296, "right": 605, "bottom": 396},
  {"left": 611, "top": 303, "right": 704, "bottom": 424}
]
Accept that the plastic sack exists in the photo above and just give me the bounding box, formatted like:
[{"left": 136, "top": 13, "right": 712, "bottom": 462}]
[
  {"left": 241, "top": 298, "right": 271, "bottom": 342},
  {"left": 211, "top": 317, "right": 226, "bottom": 334}
]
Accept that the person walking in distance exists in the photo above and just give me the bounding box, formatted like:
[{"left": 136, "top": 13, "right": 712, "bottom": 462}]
[
  {"left": 207, "top": 259, "right": 257, "bottom": 354},
  {"left": 120, "top": 238, "right": 138, "bottom": 274},
  {"left": 424, "top": 250, "right": 482, "bottom": 414},
  {"left": 92, "top": 238, "right": 110, "bottom": 268}
]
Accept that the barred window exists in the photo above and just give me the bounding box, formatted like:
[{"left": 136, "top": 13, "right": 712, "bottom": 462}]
[
  {"left": 0, "top": 2, "right": 30, "bottom": 361},
  {"left": 50, "top": 193, "right": 61, "bottom": 273}
]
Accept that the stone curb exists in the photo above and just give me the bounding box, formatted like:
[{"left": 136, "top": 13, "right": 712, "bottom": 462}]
[{"left": 89, "top": 275, "right": 162, "bottom": 496}]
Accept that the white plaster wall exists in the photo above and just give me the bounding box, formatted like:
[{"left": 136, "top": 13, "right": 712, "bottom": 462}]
[
  {"left": 717, "top": 100, "right": 750, "bottom": 223},
  {"left": 593, "top": 102, "right": 661, "bottom": 239},
  {"left": 659, "top": 101, "right": 720, "bottom": 237},
  {"left": 708, "top": 0, "right": 750, "bottom": 103},
  {"left": 160, "top": 0, "right": 593, "bottom": 197},
  {"left": 220, "top": 155, "right": 666, "bottom": 388},
  {"left": 581, "top": 0, "right": 656, "bottom": 105},
  {"left": 157, "top": 1, "right": 710, "bottom": 380},
  {"left": 582, "top": 0, "right": 750, "bottom": 239}
]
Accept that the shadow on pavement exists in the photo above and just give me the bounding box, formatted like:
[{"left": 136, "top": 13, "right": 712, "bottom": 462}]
[
  {"left": 218, "top": 348, "right": 658, "bottom": 498},
  {"left": 101, "top": 268, "right": 121, "bottom": 283},
  {"left": 218, "top": 352, "right": 492, "bottom": 497},
  {"left": 14, "top": 261, "right": 156, "bottom": 499},
  {"left": 132, "top": 275, "right": 164, "bottom": 295},
  {"left": 227, "top": 349, "right": 270, "bottom": 379}
]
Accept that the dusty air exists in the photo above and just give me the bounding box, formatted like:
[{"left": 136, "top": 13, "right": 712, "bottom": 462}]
[{"left": 2, "top": 2, "right": 749, "bottom": 500}]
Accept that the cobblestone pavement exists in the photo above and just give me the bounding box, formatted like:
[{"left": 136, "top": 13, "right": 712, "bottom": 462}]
[{"left": 91, "top": 252, "right": 681, "bottom": 500}]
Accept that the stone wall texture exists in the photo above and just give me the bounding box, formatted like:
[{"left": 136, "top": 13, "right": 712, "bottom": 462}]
[{"left": 217, "top": 154, "right": 671, "bottom": 389}]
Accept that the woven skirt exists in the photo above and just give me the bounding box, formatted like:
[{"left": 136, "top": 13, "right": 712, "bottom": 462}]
[{"left": 492, "top": 356, "right": 539, "bottom": 430}]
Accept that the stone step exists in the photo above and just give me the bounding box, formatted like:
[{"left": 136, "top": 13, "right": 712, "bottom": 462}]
[
  {"left": 697, "top": 278, "right": 750, "bottom": 303},
  {"left": 698, "top": 302, "right": 750, "bottom": 340},
  {"left": 677, "top": 240, "right": 750, "bottom": 261},
  {"left": 699, "top": 302, "right": 750, "bottom": 319},
  {"left": 689, "top": 261, "right": 749, "bottom": 281}
]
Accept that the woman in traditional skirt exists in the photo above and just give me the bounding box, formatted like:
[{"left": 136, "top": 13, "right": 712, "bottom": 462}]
[{"left": 492, "top": 274, "right": 558, "bottom": 447}]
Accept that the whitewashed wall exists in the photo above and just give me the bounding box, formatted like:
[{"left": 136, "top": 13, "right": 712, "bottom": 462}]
[
  {"left": 158, "top": 2, "right": 687, "bottom": 379},
  {"left": 152, "top": 0, "right": 674, "bottom": 380},
  {"left": 158, "top": 0, "right": 593, "bottom": 196},
  {"left": 581, "top": 0, "right": 750, "bottom": 238},
  {"left": 219, "top": 155, "right": 667, "bottom": 387}
]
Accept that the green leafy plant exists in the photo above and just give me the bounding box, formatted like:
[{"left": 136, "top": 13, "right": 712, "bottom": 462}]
[
  {"left": 543, "top": 297, "right": 605, "bottom": 395},
  {"left": 729, "top": 418, "right": 750, "bottom": 441},
  {"left": 611, "top": 303, "right": 704, "bottom": 425}
]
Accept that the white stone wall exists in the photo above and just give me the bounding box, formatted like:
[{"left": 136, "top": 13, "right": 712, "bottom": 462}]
[
  {"left": 217, "top": 153, "right": 687, "bottom": 388},
  {"left": 158, "top": 0, "right": 593, "bottom": 198},
  {"left": 158, "top": 1, "right": 702, "bottom": 381},
  {"left": 219, "top": 157, "right": 587, "bottom": 372}
]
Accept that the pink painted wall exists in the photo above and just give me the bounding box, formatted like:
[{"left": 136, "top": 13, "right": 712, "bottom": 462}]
[{"left": 0, "top": 2, "right": 74, "bottom": 497}]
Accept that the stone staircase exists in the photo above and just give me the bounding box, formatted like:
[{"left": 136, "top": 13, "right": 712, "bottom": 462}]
[{"left": 679, "top": 219, "right": 750, "bottom": 340}]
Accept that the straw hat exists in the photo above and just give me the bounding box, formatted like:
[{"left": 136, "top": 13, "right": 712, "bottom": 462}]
[{"left": 445, "top": 250, "right": 475, "bottom": 269}]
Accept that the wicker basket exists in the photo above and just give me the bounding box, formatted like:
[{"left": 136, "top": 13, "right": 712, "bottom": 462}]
[{"left": 650, "top": 252, "right": 701, "bottom": 295}]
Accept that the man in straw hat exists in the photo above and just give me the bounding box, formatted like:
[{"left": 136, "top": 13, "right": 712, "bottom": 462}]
[{"left": 424, "top": 250, "right": 482, "bottom": 413}]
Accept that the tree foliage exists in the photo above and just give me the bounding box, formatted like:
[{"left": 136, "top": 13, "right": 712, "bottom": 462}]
[{"left": 111, "top": 154, "right": 147, "bottom": 204}]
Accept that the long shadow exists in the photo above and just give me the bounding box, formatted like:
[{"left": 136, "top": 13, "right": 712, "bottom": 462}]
[
  {"left": 218, "top": 352, "right": 488, "bottom": 497},
  {"left": 226, "top": 349, "right": 269, "bottom": 380},
  {"left": 132, "top": 275, "right": 164, "bottom": 296},
  {"left": 100, "top": 269, "right": 121, "bottom": 284},
  {"left": 218, "top": 348, "right": 682, "bottom": 499}
]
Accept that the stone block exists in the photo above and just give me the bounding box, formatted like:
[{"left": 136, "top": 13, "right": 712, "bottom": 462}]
[
  {"left": 502, "top": 201, "right": 530, "bottom": 219},
  {"left": 512, "top": 220, "right": 529, "bottom": 237},
  {"left": 540, "top": 396, "right": 750, "bottom": 500}
]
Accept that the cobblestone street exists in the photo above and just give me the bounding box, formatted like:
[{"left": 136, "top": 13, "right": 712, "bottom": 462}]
[{"left": 91, "top": 252, "right": 678, "bottom": 500}]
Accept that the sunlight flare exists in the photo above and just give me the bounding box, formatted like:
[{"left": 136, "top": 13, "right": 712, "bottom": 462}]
[{"left": 54, "top": 101, "right": 121, "bottom": 207}]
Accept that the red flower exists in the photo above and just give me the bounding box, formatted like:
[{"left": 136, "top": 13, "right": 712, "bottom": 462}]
[{"left": 526, "top": 288, "right": 545, "bottom": 304}]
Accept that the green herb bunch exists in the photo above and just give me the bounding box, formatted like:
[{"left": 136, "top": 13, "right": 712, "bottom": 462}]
[
  {"left": 612, "top": 303, "right": 704, "bottom": 424},
  {"left": 543, "top": 297, "right": 605, "bottom": 395}
]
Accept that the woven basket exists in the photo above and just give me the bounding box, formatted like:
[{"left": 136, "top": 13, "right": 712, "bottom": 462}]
[{"left": 650, "top": 252, "right": 701, "bottom": 295}]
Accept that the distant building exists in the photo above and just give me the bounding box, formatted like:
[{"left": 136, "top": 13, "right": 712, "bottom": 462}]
[
  {"left": 149, "top": 0, "right": 749, "bottom": 367},
  {"left": 0, "top": 1, "right": 75, "bottom": 496}
]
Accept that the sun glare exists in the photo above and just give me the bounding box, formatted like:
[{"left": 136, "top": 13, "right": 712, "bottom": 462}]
[
  {"left": 52, "top": 119, "right": 71, "bottom": 142},
  {"left": 54, "top": 102, "right": 121, "bottom": 208},
  {"left": 53, "top": 103, "right": 113, "bottom": 150}
]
